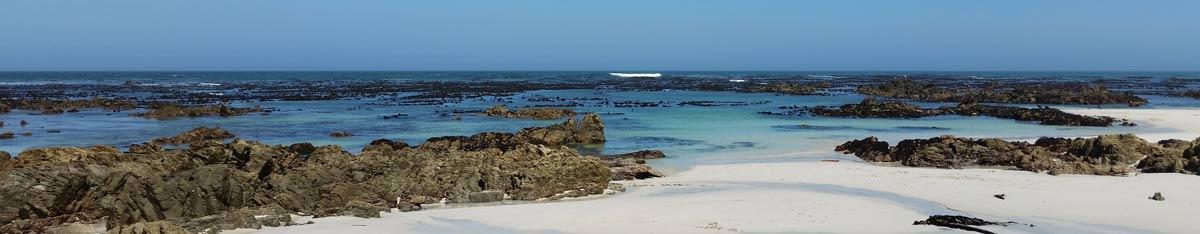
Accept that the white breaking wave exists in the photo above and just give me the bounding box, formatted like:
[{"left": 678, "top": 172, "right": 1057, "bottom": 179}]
[
  {"left": 197, "top": 82, "right": 222, "bottom": 86},
  {"left": 609, "top": 73, "right": 662, "bottom": 78}
]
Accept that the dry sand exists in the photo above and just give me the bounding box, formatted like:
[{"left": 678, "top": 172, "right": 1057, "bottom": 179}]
[{"left": 244, "top": 108, "right": 1200, "bottom": 233}]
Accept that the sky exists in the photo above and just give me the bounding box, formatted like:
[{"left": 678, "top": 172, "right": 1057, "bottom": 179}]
[{"left": 0, "top": 0, "right": 1197, "bottom": 71}]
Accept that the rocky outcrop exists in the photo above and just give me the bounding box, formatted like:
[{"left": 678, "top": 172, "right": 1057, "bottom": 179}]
[
  {"left": 595, "top": 150, "right": 667, "bottom": 180},
  {"left": 0, "top": 98, "right": 137, "bottom": 115},
  {"left": 858, "top": 79, "right": 1148, "bottom": 107},
  {"left": 837, "top": 134, "right": 1190, "bottom": 176},
  {"left": 809, "top": 98, "right": 937, "bottom": 118},
  {"left": 1138, "top": 137, "right": 1200, "bottom": 173},
  {"left": 517, "top": 113, "right": 606, "bottom": 145},
  {"left": 483, "top": 105, "right": 576, "bottom": 120},
  {"left": 945, "top": 103, "right": 1116, "bottom": 126},
  {"left": 0, "top": 117, "right": 617, "bottom": 233},
  {"left": 743, "top": 82, "right": 831, "bottom": 95},
  {"left": 151, "top": 127, "right": 236, "bottom": 145},
  {"left": 802, "top": 99, "right": 1121, "bottom": 126},
  {"left": 134, "top": 103, "right": 263, "bottom": 120},
  {"left": 833, "top": 137, "right": 890, "bottom": 161}
]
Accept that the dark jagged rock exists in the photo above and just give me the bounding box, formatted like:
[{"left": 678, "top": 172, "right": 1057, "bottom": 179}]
[
  {"left": 946, "top": 104, "right": 1116, "bottom": 126},
  {"left": 1137, "top": 137, "right": 1200, "bottom": 174},
  {"left": 913, "top": 215, "right": 1002, "bottom": 234},
  {"left": 329, "top": 131, "right": 353, "bottom": 138},
  {"left": 742, "top": 82, "right": 830, "bottom": 95},
  {"left": 859, "top": 79, "right": 1148, "bottom": 107},
  {"left": 809, "top": 98, "right": 937, "bottom": 118},
  {"left": 1158, "top": 139, "right": 1192, "bottom": 150},
  {"left": 0, "top": 117, "right": 616, "bottom": 233},
  {"left": 483, "top": 104, "right": 576, "bottom": 120},
  {"left": 151, "top": 127, "right": 236, "bottom": 145},
  {"left": 592, "top": 150, "right": 667, "bottom": 180},
  {"left": 837, "top": 134, "right": 1188, "bottom": 176},
  {"left": 1149, "top": 192, "right": 1165, "bottom": 201},
  {"left": 833, "top": 137, "right": 891, "bottom": 161},
  {"left": 134, "top": 103, "right": 263, "bottom": 120},
  {"left": 517, "top": 113, "right": 605, "bottom": 146},
  {"left": 606, "top": 162, "right": 663, "bottom": 180},
  {"left": 805, "top": 99, "right": 1120, "bottom": 126},
  {"left": 0, "top": 132, "right": 12, "bottom": 139}
]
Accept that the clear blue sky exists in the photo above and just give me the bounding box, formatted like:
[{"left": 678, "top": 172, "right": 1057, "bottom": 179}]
[{"left": 1, "top": 0, "right": 1197, "bottom": 71}]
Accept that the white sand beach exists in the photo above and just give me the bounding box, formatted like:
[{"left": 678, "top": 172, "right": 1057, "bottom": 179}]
[
  {"left": 245, "top": 108, "right": 1200, "bottom": 233},
  {"left": 1062, "top": 107, "right": 1200, "bottom": 142}
]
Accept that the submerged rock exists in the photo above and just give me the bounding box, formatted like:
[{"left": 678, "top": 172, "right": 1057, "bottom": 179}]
[{"left": 605, "top": 150, "right": 666, "bottom": 160}]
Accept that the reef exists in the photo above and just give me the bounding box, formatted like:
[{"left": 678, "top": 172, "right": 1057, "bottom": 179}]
[
  {"left": 0, "top": 98, "right": 136, "bottom": 115},
  {"left": 0, "top": 114, "right": 643, "bottom": 233},
  {"left": 837, "top": 134, "right": 1200, "bottom": 176},
  {"left": 795, "top": 98, "right": 1122, "bottom": 127},
  {"left": 858, "top": 79, "right": 1148, "bottom": 107},
  {"left": 741, "top": 81, "right": 831, "bottom": 95},
  {"left": 133, "top": 103, "right": 265, "bottom": 120}
]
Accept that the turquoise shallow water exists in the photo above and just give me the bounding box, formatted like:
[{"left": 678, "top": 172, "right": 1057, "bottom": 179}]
[{"left": 3, "top": 88, "right": 1195, "bottom": 173}]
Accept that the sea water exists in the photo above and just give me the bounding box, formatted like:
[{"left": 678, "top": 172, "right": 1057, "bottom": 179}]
[{"left": 2, "top": 72, "right": 1199, "bottom": 173}]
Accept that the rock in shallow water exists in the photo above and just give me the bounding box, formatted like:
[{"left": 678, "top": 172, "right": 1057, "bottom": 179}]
[
  {"left": 483, "top": 104, "right": 576, "bottom": 120},
  {"left": 0, "top": 114, "right": 624, "bottom": 233}
]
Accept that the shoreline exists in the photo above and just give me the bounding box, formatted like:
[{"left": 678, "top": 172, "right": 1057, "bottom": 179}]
[
  {"left": 243, "top": 161, "right": 1200, "bottom": 233},
  {"left": 243, "top": 107, "right": 1200, "bottom": 233}
]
